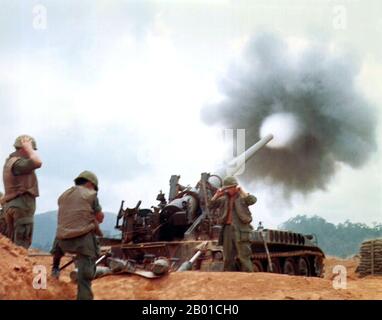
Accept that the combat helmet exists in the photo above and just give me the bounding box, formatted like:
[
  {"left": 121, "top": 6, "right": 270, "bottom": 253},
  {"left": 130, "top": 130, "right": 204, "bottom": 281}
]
[
  {"left": 223, "top": 176, "right": 238, "bottom": 187},
  {"left": 14, "top": 135, "right": 37, "bottom": 150},
  {"left": 74, "top": 171, "right": 99, "bottom": 191},
  {"left": 151, "top": 258, "right": 170, "bottom": 276}
]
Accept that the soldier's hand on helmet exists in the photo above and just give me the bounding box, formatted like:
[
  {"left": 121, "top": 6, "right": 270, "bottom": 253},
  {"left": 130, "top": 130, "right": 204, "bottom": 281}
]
[
  {"left": 20, "top": 136, "right": 34, "bottom": 151},
  {"left": 15, "top": 135, "right": 42, "bottom": 167}
]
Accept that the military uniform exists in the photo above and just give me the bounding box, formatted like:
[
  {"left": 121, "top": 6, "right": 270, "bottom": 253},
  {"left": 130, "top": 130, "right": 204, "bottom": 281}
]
[
  {"left": 210, "top": 177, "right": 257, "bottom": 272},
  {"left": 2, "top": 152, "right": 40, "bottom": 248},
  {"left": 50, "top": 196, "right": 102, "bottom": 278},
  {"left": 55, "top": 171, "right": 102, "bottom": 300},
  {"left": 0, "top": 207, "right": 6, "bottom": 236},
  {"left": 0, "top": 192, "right": 7, "bottom": 236}
]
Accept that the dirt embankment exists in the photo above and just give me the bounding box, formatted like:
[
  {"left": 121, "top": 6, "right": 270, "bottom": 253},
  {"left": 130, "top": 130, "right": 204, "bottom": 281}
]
[
  {"left": 90, "top": 257, "right": 382, "bottom": 300},
  {"left": 0, "top": 235, "right": 75, "bottom": 300},
  {"left": 1, "top": 234, "right": 381, "bottom": 300}
]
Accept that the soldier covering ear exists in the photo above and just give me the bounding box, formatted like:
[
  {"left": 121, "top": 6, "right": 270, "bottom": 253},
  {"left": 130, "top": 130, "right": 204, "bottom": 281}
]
[
  {"left": 2, "top": 135, "right": 42, "bottom": 248},
  {"left": 210, "top": 176, "right": 257, "bottom": 272}
]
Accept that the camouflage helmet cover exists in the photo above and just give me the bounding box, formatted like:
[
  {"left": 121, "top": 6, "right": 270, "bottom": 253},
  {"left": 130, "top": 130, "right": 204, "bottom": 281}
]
[
  {"left": 14, "top": 135, "right": 37, "bottom": 150},
  {"left": 74, "top": 170, "right": 99, "bottom": 191},
  {"left": 223, "top": 176, "right": 238, "bottom": 187}
]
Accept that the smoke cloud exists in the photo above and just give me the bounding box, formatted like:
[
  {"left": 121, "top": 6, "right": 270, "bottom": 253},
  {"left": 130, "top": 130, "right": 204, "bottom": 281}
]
[{"left": 202, "top": 33, "right": 377, "bottom": 195}]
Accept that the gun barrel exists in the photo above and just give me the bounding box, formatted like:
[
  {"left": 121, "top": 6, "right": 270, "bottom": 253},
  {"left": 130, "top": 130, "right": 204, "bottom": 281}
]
[{"left": 221, "top": 134, "right": 273, "bottom": 176}]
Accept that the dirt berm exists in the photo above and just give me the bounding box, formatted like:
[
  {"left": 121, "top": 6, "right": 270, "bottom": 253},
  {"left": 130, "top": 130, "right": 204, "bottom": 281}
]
[{"left": 1, "top": 235, "right": 381, "bottom": 300}]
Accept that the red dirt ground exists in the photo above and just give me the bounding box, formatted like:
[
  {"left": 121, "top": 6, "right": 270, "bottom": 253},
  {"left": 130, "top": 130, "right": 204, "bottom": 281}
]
[{"left": 1, "top": 235, "right": 381, "bottom": 300}]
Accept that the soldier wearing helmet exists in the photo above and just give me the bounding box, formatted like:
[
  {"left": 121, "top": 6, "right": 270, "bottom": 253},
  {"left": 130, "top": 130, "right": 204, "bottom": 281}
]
[
  {"left": 53, "top": 170, "right": 104, "bottom": 300},
  {"left": 2, "top": 135, "right": 42, "bottom": 248},
  {"left": 210, "top": 176, "right": 257, "bottom": 272}
]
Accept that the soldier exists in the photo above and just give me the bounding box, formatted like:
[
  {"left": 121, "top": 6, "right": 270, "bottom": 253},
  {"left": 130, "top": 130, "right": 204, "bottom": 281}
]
[
  {"left": 209, "top": 176, "right": 257, "bottom": 272},
  {"left": 55, "top": 171, "right": 104, "bottom": 300},
  {"left": 2, "top": 135, "right": 42, "bottom": 248},
  {"left": 0, "top": 191, "right": 7, "bottom": 236}
]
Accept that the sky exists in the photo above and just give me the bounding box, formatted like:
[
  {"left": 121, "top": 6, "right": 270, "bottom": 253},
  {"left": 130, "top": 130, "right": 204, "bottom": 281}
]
[{"left": 0, "top": 0, "right": 381, "bottom": 228}]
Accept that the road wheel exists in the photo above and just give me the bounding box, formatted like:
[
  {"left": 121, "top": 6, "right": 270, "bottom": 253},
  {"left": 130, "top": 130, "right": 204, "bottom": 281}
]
[
  {"left": 283, "top": 258, "right": 297, "bottom": 275},
  {"left": 314, "top": 256, "right": 324, "bottom": 277},
  {"left": 252, "top": 260, "right": 264, "bottom": 272},
  {"left": 266, "top": 258, "right": 281, "bottom": 273},
  {"left": 297, "top": 257, "right": 310, "bottom": 276}
]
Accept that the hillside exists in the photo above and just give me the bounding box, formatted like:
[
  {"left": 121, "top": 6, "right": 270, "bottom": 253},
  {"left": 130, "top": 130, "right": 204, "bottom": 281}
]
[
  {"left": 280, "top": 215, "right": 382, "bottom": 258},
  {"left": 32, "top": 211, "right": 121, "bottom": 251}
]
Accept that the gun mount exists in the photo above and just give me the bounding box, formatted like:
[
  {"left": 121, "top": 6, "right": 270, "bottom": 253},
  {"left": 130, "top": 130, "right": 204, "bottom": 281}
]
[{"left": 102, "top": 134, "right": 325, "bottom": 277}]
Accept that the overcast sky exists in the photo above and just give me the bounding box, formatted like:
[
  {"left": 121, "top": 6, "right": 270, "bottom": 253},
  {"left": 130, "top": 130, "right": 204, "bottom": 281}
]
[{"left": 0, "top": 0, "right": 381, "bottom": 228}]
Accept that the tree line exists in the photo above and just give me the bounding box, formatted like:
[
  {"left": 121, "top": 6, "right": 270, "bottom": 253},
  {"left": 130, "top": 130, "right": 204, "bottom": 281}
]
[{"left": 280, "top": 215, "right": 382, "bottom": 258}]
